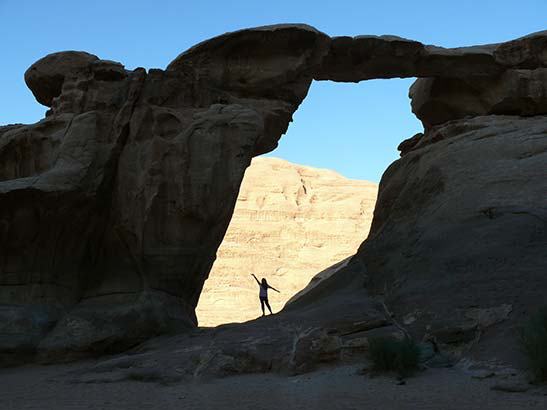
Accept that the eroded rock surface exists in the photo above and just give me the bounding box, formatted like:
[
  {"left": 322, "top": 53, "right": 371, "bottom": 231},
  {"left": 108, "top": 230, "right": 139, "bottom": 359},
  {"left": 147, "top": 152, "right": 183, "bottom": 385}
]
[
  {"left": 196, "top": 157, "right": 377, "bottom": 326},
  {"left": 359, "top": 115, "right": 547, "bottom": 363},
  {"left": 410, "top": 68, "right": 547, "bottom": 128},
  {"left": 408, "top": 31, "right": 547, "bottom": 128},
  {"left": 2, "top": 25, "right": 332, "bottom": 363},
  {"left": 1, "top": 24, "right": 546, "bottom": 364},
  {"left": 67, "top": 258, "right": 391, "bottom": 381}
]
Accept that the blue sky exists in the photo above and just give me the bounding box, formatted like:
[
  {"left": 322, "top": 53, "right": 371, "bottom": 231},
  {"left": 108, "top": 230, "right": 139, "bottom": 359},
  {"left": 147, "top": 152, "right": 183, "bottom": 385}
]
[{"left": 1, "top": 1, "right": 545, "bottom": 182}]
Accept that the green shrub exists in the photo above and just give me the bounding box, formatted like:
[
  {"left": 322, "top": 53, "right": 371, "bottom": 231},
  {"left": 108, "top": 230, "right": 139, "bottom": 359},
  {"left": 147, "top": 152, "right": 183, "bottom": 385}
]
[
  {"left": 368, "top": 336, "right": 420, "bottom": 377},
  {"left": 519, "top": 306, "right": 547, "bottom": 382}
]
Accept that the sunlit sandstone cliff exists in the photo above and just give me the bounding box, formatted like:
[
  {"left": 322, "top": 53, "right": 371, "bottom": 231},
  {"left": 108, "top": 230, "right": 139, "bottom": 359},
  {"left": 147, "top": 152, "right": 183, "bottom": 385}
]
[{"left": 196, "top": 157, "right": 378, "bottom": 326}]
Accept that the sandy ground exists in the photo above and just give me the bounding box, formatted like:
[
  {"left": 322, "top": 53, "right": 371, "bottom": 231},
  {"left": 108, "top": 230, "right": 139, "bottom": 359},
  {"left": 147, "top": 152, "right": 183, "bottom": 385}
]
[{"left": 2, "top": 363, "right": 546, "bottom": 410}]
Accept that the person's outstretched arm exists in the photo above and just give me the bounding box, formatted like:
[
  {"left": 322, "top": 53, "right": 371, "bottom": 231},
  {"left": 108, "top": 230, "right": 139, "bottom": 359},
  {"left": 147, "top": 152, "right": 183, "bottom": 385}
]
[
  {"left": 268, "top": 285, "right": 280, "bottom": 293},
  {"left": 251, "top": 273, "right": 261, "bottom": 286}
]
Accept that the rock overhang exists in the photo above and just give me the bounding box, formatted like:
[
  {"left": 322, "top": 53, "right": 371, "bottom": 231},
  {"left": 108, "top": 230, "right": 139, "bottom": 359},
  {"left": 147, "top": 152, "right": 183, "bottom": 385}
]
[{"left": 24, "top": 24, "right": 547, "bottom": 133}]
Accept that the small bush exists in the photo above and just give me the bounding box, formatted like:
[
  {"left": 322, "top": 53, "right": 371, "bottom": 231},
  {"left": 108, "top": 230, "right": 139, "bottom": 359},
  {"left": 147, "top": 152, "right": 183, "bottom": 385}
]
[
  {"left": 519, "top": 306, "right": 547, "bottom": 382},
  {"left": 368, "top": 336, "right": 420, "bottom": 377}
]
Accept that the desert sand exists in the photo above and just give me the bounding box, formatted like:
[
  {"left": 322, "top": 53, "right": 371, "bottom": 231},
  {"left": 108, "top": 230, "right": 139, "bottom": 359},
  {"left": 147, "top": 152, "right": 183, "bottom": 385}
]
[{"left": 3, "top": 362, "right": 546, "bottom": 410}]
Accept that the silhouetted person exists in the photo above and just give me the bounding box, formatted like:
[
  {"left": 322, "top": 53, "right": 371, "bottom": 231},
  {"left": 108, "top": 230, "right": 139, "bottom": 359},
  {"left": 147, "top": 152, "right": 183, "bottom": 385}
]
[{"left": 251, "top": 273, "right": 280, "bottom": 316}]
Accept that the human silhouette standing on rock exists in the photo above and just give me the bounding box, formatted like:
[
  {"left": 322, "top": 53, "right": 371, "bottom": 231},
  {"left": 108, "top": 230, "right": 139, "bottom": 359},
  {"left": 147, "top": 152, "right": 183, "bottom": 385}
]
[{"left": 251, "top": 274, "right": 280, "bottom": 316}]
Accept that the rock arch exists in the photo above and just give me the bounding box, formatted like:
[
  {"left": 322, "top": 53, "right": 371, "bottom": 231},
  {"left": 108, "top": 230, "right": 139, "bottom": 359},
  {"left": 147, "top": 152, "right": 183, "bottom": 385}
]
[{"left": 1, "top": 24, "right": 546, "bottom": 362}]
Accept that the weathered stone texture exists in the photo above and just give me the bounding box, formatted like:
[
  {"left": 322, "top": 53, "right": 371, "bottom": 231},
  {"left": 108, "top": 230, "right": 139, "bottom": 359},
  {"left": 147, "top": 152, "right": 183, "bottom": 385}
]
[
  {"left": 358, "top": 115, "right": 547, "bottom": 362},
  {"left": 196, "top": 157, "right": 377, "bottom": 326},
  {"left": 1, "top": 24, "right": 546, "bottom": 363}
]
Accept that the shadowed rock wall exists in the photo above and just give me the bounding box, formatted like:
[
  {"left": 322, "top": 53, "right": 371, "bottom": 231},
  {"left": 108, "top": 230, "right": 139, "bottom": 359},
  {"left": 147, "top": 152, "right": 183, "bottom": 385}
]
[
  {"left": 356, "top": 115, "right": 547, "bottom": 363},
  {"left": 1, "top": 24, "right": 546, "bottom": 362}
]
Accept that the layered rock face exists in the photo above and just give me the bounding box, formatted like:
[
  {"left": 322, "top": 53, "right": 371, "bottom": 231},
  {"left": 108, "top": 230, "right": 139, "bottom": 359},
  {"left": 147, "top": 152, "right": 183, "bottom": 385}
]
[
  {"left": 196, "top": 157, "right": 377, "bottom": 326},
  {"left": 357, "top": 115, "right": 547, "bottom": 362},
  {"left": 409, "top": 31, "right": 547, "bottom": 129},
  {"left": 1, "top": 26, "right": 331, "bottom": 362},
  {"left": 1, "top": 24, "right": 546, "bottom": 363}
]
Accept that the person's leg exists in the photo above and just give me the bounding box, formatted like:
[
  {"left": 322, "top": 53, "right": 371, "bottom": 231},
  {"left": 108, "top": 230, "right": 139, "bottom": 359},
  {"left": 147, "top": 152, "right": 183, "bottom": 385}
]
[
  {"left": 260, "top": 298, "right": 265, "bottom": 316},
  {"left": 264, "top": 298, "right": 273, "bottom": 314}
]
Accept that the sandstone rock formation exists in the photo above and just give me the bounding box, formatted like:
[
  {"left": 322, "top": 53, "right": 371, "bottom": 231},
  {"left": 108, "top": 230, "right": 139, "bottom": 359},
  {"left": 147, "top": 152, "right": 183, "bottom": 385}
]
[
  {"left": 1, "top": 24, "right": 546, "bottom": 364},
  {"left": 65, "top": 254, "right": 396, "bottom": 381},
  {"left": 408, "top": 31, "right": 547, "bottom": 129},
  {"left": 196, "top": 157, "right": 377, "bottom": 326},
  {"left": 410, "top": 66, "right": 547, "bottom": 129},
  {"left": 357, "top": 114, "right": 547, "bottom": 363}
]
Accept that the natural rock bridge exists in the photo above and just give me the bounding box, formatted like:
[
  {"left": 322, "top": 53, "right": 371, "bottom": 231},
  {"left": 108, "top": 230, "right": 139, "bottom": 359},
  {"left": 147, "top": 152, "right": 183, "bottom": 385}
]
[{"left": 1, "top": 24, "right": 546, "bottom": 364}]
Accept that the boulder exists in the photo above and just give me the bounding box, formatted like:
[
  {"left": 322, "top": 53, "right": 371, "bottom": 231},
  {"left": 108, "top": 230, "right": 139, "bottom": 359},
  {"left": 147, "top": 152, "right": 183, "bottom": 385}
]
[
  {"left": 290, "top": 328, "right": 342, "bottom": 374},
  {"left": 491, "top": 380, "right": 531, "bottom": 393},
  {"left": 410, "top": 68, "right": 547, "bottom": 128},
  {"left": 24, "top": 51, "right": 99, "bottom": 106},
  {"left": 397, "top": 132, "right": 423, "bottom": 156}
]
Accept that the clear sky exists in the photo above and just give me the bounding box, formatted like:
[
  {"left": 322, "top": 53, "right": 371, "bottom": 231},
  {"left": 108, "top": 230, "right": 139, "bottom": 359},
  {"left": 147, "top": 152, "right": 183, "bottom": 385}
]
[{"left": 1, "top": 0, "right": 545, "bottom": 182}]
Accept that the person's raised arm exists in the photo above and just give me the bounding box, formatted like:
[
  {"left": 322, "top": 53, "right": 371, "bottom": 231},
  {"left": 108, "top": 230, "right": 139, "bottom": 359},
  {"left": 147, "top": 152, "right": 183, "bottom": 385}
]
[{"left": 251, "top": 273, "right": 261, "bottom": 286}]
